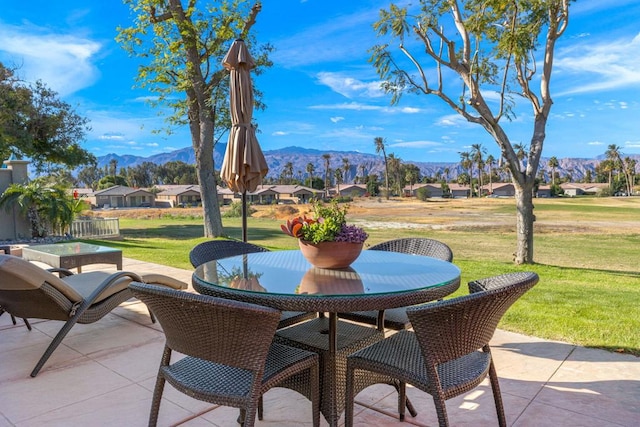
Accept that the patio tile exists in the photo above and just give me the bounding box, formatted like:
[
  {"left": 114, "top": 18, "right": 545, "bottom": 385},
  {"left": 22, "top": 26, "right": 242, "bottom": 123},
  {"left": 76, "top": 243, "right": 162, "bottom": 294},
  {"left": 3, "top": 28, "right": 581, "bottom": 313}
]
[
  {"left": 0, "top": 358, "right": 131, "bottom": 423},
  {"left": 513, "top": 401, "right": 626, "bottom": 427},
  {"left": 2, "top": 258, "right": 638, "bottom": 427},
  {"left": 533, "top": 346, "right": 640, "bottom": 426}
]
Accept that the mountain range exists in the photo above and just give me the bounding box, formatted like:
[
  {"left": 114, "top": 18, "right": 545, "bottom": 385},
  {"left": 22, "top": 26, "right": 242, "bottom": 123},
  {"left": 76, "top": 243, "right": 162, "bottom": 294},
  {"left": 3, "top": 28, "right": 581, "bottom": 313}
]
[{"left": 95, "top": 144, "right": 638, "bottom": 183}]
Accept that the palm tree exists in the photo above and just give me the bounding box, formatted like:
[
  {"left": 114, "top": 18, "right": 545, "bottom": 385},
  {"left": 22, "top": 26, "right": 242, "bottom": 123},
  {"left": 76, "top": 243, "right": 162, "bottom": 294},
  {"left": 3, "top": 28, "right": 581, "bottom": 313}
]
[
  {"left": 374, "top": 137, "right": 390, "bottom": 199},
  {"left": 333, "top": 168, "right": 343, "bottom": 195},
  {"left": 322, "top": 153, "right": 331, "bottom": 196},
  {"left": 443, "top": 167, "right": 450, "bottom": 183},
  {"left": 306, "top": 162, "right": 315, "bottom": 188},
  {"left": 470, "top": 144, "right": 486, "bottom": 196},
  {"left": 486, "top": 154, "right": 496, "bottom": 194},
  {"left": 358, "top": 164, "right": 366, "bottom": 184},
  {"left": 342, "top": 158, "right": 350, "bottom": 184},
  {"left": 0, "top": 180, "right": 75, "bottom": 237},
  {"left": 283, "top": 162, "right": 294, "bottom": 184},
  {"left": 513, "top": 143, "right": 528, "bottom": 169},
  {"left": 605, "top": 144, "right": 622, "bottom": 188},
  {"left": 387, "top": 153, "right": 402, "bottom": 196},
  {"left": 459, "top": 151, "right": 472, "bottom": 196},
  {"left": 547, "top": 156, "right": 559, "bottom": 186}
]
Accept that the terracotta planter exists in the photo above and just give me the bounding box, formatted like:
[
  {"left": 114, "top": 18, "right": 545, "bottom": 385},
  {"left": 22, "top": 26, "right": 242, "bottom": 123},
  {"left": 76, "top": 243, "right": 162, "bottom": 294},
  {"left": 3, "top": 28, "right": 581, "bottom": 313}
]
[
  {"left": 298, "top": 240, "right": 363, "bottom": 269},
  {"left": 297, "top": 267, "right": 364, "bottom": 295}
]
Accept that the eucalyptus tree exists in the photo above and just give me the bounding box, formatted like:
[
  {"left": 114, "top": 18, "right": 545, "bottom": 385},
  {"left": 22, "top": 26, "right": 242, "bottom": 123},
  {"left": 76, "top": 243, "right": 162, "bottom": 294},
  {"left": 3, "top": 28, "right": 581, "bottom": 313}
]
[
  {"left": 387, "top": 153, "right": 403, "bottom": 196},
  {"left": 622, "top": 157, "right": 636, "bottom": 196},
  {"left": 370, "top": 0, "right": 570, "bottom": 263},
  {"left": 117, "top": 1, "right": 270, "bottom": 238},
  {"left": 374, "top": 136, "right": 390, "bottom": 199}
]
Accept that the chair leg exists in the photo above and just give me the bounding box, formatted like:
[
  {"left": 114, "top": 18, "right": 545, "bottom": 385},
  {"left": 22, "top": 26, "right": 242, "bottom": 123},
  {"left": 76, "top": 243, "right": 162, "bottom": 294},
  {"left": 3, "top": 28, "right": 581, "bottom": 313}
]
[
  {"left": 344, "top": 364, "right": 356, "bottom": 427},
  {"left": 149, "top": 347, "right": 171, "bottom": 427},
  {"left": 23, "top": 317, "right": 32, "bottom": 331},
  {"left": 30, "top": 311, "right": 85, "bottom": 377},
  {"left": 488, "top": 360, "right": 507, "bottom": 427},
  {"left": 433, "top": 394, "right": 450, "bottom": 427}
]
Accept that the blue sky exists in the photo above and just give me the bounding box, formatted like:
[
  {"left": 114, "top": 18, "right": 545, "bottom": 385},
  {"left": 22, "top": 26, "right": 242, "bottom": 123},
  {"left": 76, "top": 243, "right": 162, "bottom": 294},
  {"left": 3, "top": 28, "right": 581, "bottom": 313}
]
[{"left": 1, "top": 0, "right": 639, "bottom": 163}]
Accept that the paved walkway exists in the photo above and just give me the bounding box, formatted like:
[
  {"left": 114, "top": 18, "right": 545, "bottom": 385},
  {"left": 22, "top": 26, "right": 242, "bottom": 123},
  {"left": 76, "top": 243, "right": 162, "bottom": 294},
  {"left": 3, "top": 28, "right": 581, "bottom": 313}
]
[{"left": 0, "top": 258, "right": 638, "bottom": 426}]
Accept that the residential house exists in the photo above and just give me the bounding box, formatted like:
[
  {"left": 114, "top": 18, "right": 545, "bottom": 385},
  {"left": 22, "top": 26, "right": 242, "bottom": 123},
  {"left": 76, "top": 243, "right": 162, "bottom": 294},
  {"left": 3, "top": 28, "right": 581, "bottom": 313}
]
[
  {"left": 94, "top": 185, "right": 156, "bottom": 208},
  {"left": 332, "top": 184, "right": 368, "bottom": 198},
  {"left": 560, "top": 183, "right": 608, "bottom": 197},
  {"left": 155, "top": 185, "right": 202, "bottom": 207},
  {"left": 403, "top": 183, "right": 444, "bottom": 198},
  {"left": 536, "top": 185, "right": 552, "bottom": 198},
  {"left": 448, "top": 183, "right": 471, "bottom": 198},
  {"left": 491, "top": 183, "right": 516, "bottom": 197}
]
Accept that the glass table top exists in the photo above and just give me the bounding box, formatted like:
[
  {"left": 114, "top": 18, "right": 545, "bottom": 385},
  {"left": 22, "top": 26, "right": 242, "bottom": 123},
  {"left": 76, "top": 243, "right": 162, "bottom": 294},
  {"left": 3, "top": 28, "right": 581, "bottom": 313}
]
[
  {"left": 24, "top": 242, "right": 121, "bottom": 256},
  {"left": 194, "top": 249, "right": 461, "bottom": 298}
]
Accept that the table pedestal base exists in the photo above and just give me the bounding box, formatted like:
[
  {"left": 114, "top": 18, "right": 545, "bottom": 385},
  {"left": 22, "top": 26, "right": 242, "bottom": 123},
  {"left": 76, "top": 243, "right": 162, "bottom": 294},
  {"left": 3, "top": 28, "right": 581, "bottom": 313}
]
[{"left": 276, "top": 316, "right": 401, "bottom": 426}]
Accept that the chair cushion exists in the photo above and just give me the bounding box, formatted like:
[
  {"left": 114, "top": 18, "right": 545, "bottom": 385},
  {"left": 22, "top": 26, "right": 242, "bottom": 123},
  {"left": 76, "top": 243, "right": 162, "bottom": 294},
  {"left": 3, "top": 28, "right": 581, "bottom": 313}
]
[
  {"left": 0, "top": 255, "right": 84, "bottom": 302},
  {"left": 63, "top": 271, "right": 133, "bottom": 303},
  {"left": 139, "top": 273, "right": 188, "bottom": 290}
]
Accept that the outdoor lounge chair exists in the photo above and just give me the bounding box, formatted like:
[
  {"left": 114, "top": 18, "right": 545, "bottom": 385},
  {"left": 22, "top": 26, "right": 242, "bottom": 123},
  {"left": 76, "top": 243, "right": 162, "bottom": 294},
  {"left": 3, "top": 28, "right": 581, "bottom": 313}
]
[
  {"left": 339, "top": 237, "right": 454, "bottom": 330},
  {"left": 0, "top": 254, "right": 188, "bottom": 377},
  {"left": 344, "top": 271, "right": 539, "bottom": 427},
  {"left": 189, "top": 240, "right": 316, "bottom": 329},
  {"left": 0, "top": 306, "right": 31, "bottom": 330},
  {"left": 129, "top": 282, "right": 320, "bottom": 427}
]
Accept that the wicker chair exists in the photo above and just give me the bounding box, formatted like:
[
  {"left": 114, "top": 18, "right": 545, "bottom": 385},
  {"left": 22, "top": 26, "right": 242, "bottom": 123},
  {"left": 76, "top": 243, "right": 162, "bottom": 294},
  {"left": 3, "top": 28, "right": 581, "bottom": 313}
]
[
  {"left": 129, "top": 282, "right": 320, "bottom": 427},
  {"left": 339, "top": 238, "right": 454, "bottom": 330},
  {"left": 0, "top": 254, "right": 188, "bottom": 377},
  {"left": 189, "top": 240, "right": 316, "bottom": 329},
  {"left": 345, "top": 271, "right": 539, "bottom": 427}
]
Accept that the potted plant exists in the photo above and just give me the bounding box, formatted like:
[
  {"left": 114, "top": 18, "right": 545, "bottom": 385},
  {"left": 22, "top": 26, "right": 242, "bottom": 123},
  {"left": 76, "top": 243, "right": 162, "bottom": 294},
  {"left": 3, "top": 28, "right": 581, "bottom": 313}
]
[{"left": 281, "top": 200, "right": 368, "bottom": 269}]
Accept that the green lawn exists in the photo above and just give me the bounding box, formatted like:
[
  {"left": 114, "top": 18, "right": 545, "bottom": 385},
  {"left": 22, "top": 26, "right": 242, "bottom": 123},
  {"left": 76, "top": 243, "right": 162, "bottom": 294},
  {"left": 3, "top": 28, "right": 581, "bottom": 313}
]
[{"left": 83, "top": 197, "right": 640, "bottom": 356}]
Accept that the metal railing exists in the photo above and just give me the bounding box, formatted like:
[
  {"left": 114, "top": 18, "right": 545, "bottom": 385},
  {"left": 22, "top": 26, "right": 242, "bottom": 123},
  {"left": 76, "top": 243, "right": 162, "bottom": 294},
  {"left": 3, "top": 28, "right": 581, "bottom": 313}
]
[{"left": 70, "top": 218, "right": 120, "bottom": 239}]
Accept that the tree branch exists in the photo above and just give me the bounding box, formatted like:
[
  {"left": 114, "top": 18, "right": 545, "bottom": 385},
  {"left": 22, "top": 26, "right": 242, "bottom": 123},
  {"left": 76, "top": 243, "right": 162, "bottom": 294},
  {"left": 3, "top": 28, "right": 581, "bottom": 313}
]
[{"left": 241, "top": 1, "right": 261, "bottom": 39}]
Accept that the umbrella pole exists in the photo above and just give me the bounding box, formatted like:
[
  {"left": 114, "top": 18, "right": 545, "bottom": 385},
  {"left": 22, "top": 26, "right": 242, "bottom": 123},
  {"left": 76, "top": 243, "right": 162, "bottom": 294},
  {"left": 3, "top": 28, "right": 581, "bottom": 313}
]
[{"left": 242, "top": 191, "right": 248, "bottom": 242}]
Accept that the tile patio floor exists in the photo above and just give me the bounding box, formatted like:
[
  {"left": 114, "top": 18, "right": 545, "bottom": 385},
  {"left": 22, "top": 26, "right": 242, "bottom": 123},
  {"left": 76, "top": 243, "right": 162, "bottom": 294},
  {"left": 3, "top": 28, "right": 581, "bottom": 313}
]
[{"left": 1, "top": 258, "right": 638, "bottom": 426}]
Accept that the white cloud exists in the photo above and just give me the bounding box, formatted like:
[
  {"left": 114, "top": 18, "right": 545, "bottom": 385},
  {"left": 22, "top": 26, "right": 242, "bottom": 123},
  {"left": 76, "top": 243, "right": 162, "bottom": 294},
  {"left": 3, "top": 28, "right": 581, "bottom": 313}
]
[
  {"left": 587, "top": 141, "right": 605, "bottom": 146},
  {"left": 436, "top": 114, "right": 470, "bottom": 127},
  {"left": 310, "top": 101, "right": 421, "bottom": 114},
  {"left": 330, "top": 116, "right": 345, "bottom": 123},
  {"left": 555, "top": 32, "right": 640, "bottom": 95},
  {"left": 99, "top": 133, "right": 126, "bottom": 141},
  {"left": 0, "top": 23, "right": 101, "bottom": 96},
  {"left": 389, "top": 140, "right": 442, "bottom": 148},
  {"left": 272, "top": 131, "right": 289, "bottom": 136},
  {"left": 316, "top": 72, "right": 385, "bottom": 99}
]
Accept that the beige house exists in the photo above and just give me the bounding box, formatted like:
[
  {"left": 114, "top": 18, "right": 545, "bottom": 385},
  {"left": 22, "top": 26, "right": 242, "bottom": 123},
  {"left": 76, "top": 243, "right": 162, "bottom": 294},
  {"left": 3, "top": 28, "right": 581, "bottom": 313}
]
[
  {"left": 0, "top": 158, "right": 31, "bottom": 241},
  {"left": 403, "top": 183, "right": 444, "bottom": 198},
  {"left": 155, "top": 185, "right": 202, "bottom": 207},
  {"left": 332, "top": 184, "right": 368, "bottom": 198},
  {"left": 448, "top": 183, "right": 471, "bottom": 198},
  {"left": 94, "top": 185, "right": 155, "bottom": 208},
  {"left": 561, "top": 183, "right": 608, "bottom": 196},
  {"left": 491, "top": 183, "right": 516, "bottom": 197}
]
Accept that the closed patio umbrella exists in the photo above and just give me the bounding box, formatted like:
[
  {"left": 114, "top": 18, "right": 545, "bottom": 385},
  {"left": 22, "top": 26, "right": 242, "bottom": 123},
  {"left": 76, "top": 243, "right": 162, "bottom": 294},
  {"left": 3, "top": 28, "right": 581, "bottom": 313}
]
[{"left": 220, "top": 39, "right": 268, "bottom": 242}]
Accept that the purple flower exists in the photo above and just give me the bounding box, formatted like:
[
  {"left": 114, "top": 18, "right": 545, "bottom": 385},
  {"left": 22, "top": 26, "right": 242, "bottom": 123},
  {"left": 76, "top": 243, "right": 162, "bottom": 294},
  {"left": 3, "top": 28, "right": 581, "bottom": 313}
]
[{"left": 334, "top": 224, "right": 368, "bottom": 243}]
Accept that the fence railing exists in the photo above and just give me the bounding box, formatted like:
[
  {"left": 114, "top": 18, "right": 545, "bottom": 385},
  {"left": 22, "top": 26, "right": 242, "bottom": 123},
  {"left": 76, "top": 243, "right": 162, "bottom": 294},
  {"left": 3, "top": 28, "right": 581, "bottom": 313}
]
[{"left": 70, "top": 218, "right": 120, "bottom": 239}]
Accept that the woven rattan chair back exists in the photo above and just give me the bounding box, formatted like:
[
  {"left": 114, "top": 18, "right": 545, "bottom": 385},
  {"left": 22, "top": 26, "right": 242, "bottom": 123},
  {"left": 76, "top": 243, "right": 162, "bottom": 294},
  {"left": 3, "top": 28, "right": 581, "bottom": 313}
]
[
  {"left": 340, "top": 238, "right": 453, "bottom": 330},
  {"left": 368, "top": 237, "right": 453, "bottom": 262},
  {"left": 189, "top": 240, "right": 316, "bottom": 329},
  {"left": 131, "top": 282, "right": 281, "bottom": 370},
  {"left": 408, "top": 271, "right": 539, "bottom": 365},
  {"left": 345, "top": 271, "right": 538, "bottom": 427},
  {"left": 189, "top": 240, "right": 268, "bottom": 268},
  {"left": 130, "top": 282, "right": 320, "bottom": 427}
]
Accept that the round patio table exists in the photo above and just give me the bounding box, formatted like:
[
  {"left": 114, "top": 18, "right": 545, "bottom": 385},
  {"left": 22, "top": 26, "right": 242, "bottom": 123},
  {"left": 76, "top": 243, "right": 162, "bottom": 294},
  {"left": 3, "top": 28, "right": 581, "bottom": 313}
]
[{"left": 192, "top": 249, "right": 461, "bottom": 426}]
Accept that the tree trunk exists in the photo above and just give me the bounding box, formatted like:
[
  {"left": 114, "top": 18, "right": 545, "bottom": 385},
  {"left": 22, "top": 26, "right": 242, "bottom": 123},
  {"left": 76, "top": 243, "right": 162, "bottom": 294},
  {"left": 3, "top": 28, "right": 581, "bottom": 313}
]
[
  {"left": 194, "top": 120, "right": 224, "bottom": 238},
  {"left": 513, "top": 176, "right": 535, "bottom": 264}
]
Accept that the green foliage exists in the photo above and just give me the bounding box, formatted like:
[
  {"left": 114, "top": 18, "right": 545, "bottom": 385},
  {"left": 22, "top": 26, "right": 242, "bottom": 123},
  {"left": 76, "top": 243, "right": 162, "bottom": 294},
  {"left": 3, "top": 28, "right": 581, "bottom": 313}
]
[
  {"left": 97, "top": 175, "right": 129, "bottom": 190},
  {"left": 416, "top": 186, "right": 431, "bottom": 201},
  {"left": 0, "top": 63, "right": 95, "bottom": 173},
  {"left": 0, "top": 178, "right": 77, "bottom": 237},
  {"left": 223, "top": 200, "right": 256, "bottom": 218}
]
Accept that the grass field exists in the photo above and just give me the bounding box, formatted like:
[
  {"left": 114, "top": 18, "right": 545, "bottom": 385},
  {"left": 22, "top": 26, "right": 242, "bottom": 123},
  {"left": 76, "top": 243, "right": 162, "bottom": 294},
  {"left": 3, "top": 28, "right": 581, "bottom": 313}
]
[{"left": 84, "top": 196, "right": 640, "bottom": 356}]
